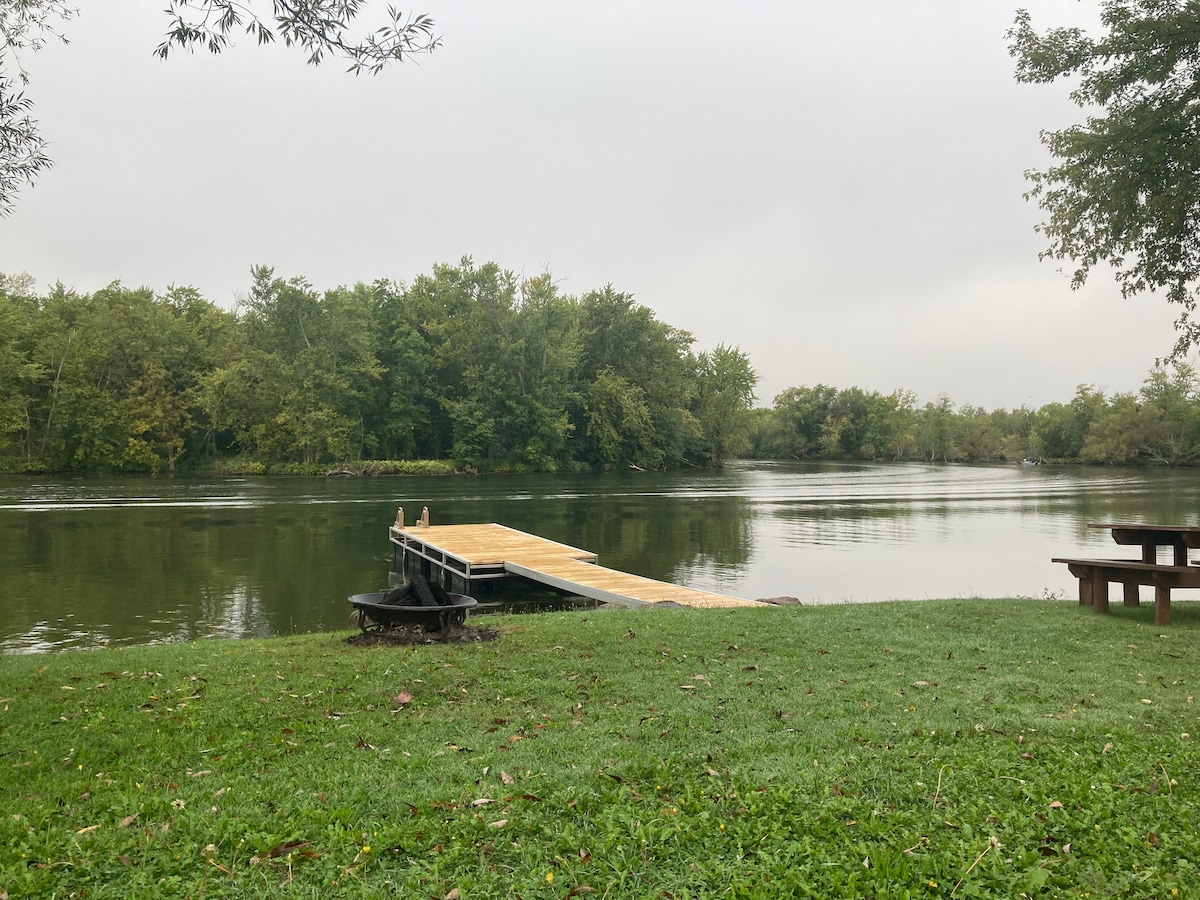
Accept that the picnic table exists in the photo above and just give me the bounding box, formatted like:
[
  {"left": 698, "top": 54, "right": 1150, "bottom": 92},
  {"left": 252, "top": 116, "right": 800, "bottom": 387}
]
[
  {"left": 1089, "top": 522, "right": 1200, "bottom": 566},
  {"left": 1052, "top": 523, "right": 1200, "bottom": 626}
]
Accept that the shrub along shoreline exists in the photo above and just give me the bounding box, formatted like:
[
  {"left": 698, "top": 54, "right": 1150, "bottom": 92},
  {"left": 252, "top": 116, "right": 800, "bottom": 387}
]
[{"left": 2, "top": 599, "right": 1198, "bottom": 897}]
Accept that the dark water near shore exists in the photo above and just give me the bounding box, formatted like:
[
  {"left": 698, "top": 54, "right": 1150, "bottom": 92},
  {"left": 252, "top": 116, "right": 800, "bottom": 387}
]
[{"left": 3, "top": 461, "right": 1200, "bottom": 653}]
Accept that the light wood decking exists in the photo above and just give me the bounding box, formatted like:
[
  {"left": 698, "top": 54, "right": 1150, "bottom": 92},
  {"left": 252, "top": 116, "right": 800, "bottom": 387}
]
[{"left": 390, "top": 522, "right": 759, "bottom": 609}]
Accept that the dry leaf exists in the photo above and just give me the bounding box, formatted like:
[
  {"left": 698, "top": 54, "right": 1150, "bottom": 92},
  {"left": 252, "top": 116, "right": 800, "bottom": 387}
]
[
  {"left": 487, "top": 818, "right": 507, "bottom": 828},
  {"left": 471, "top": 798, "right": 494, "bottom": 806},
  {"left": 445, "top": 890, "right": 461, "bottom": 900},
  {"left": 1048, "top": 800, "right": 1064, "bottom": 809},
  {"left": 393, "top": 690, "right": 413, "bottom": 706},
  {"left": 76, "top": 824, "right": 101, "bottom": 835},
  {"left": 119, "top": 814, "right": 139, "bottom": 828},
  {"left": 1102, "top": 743, "right": 1113, "bottom": 754},
  {"left": 501, "top": 771, "right": 515, "bottom": 785}
]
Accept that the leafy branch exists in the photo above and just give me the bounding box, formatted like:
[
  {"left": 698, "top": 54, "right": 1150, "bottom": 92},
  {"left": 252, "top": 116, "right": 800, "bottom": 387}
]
[
  {"left": 155, "top": 1, "right": 440, "bottom": 74},
  {"left": 0, "top": 1, "right": 439, "bottom": 216},
  {"left": 1008, "top": 2, "right": 1200, "bottom": 356}
]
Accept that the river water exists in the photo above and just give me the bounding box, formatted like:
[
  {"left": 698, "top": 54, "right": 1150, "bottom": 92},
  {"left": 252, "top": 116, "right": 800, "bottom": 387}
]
[{"left": 3, "top": 461, "right": 1199, "bottom": 653}]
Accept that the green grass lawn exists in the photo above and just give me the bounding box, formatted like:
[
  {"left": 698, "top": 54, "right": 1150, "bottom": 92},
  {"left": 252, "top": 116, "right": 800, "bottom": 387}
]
[{"left": 2, "top": 599, "right": 1199, "bottom": 898}]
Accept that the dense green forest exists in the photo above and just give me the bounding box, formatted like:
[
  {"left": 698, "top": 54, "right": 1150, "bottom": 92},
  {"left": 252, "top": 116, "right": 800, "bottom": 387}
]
[
  {"left": 2, "top": 261, "right": 1196, "bottom": 475},
  {"left": 0, "top": 261, "right": 757, "bottom": 474},
  {"left": 752, "top": 366, "right": 1200, "bottom": 466}
]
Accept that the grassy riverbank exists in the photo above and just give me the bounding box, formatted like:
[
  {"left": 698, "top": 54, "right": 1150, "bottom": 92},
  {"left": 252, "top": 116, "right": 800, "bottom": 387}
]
[{"left": 3, "top": 599, "right": 1199, "bottom": 898}]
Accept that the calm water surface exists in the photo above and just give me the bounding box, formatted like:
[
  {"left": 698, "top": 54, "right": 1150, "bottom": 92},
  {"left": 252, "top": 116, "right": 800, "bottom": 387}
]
[{"left": 3, "top": 461, "right": 1199, "bottom": 653}]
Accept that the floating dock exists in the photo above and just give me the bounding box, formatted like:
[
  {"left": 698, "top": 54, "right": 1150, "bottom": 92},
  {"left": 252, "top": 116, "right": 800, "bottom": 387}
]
[{"left": 389, "top": 518, "right": 760, "bottom": 609}]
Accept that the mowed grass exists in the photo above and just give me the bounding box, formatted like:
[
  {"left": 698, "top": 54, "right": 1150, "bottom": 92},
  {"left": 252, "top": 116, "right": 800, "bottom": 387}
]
[{"left": 2, "top": 599, "right": 1200, "bottom": 898}]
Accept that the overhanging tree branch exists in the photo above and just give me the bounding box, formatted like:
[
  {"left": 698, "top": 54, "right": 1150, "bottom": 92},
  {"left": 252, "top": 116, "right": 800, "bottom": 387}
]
[
  {"left": 0, "top": 1, "right": 439, "bottom": 216},
  {"left": 1009, "top": 1, "right": 1200, "bottom": 356}
]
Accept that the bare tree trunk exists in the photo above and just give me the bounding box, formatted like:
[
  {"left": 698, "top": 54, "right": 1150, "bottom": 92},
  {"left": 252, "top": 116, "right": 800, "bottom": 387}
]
[{"left": 39, "top": 328, "right": 75, "bottom": 461}]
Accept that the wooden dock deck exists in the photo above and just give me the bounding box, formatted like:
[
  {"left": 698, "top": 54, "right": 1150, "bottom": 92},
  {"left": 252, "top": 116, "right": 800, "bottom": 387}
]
[{"left": 389, "top": 522, "right": 760, "bottom": 609}]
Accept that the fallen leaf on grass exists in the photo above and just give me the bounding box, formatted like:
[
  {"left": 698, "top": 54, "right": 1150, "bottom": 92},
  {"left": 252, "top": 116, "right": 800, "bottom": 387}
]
[
  {"left": 1102, "top": 743, "right": 1113, "bottom": 754},
  {"left": 76, "top": 824, "right": 101, "bottom": 835},
  {"left": 119, "top": 814, "right": 139, "bottom": 827},
  {"left": 487, "top": 818, "right": 507, "bottom": 828},
  {"left": 472, "top": 798, "right": 494, "bottom": 806},
  {"left": 261, "top": 840, "right": 314, "bottom": 860},
  {"left": 445, "top": 890, "right": 460, "bottom": 900},
  {"left": 1048, "top": 801, "right": 1064, "bottom": 809},
  {"left": 393, "top": 690, "right": 413, "bottom": 706},
  {"left": 501, "top": 771, "right": 515, "bottom": 785}
]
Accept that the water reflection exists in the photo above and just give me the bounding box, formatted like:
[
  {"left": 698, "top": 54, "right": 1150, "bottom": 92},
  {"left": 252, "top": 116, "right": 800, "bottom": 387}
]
[{"left": 6, "top": 463, "right": 1200, "bottom": 652}]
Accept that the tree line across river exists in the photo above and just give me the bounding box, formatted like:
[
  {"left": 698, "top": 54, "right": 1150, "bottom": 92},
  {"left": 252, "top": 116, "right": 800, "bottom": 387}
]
[{"left": 0, "top": 260, "right": 1194, "bottom": 475}]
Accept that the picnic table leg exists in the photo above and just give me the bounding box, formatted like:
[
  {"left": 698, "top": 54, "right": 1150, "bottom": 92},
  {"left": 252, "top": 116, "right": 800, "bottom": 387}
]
[
  {"left": 1154, "top": 583, "right": 1171, "bottom": 626},
  {"left": 1174, "top": 540, "right": 1189, "bottom": 567},
  {"left": 1077, "top": 571, "right": 1093, "bottom": 606},
  {"left": 1122, "top": 582, "right": 1140, "bottom": 607},
  {"left": 1142, "top": 543, "right": 1156, "bottom": 564},
  {"left": 1092, "top": 575, "right": 1110, "bottom": 614}
]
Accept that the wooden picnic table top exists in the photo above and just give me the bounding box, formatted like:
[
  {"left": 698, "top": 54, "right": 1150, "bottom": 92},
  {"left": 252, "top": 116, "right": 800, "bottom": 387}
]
[
  {"left": 1088, "top": 522, "right": 1200, "bottom": 535},
  {"left": 1087, "top": 522, "right": 1200, "bottom": 564}
]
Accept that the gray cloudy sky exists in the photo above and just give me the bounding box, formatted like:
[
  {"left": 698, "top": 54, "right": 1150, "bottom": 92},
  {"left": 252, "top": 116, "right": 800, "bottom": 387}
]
[{"left": 0, "top": 1, "right": 1182, "bottom": 409}]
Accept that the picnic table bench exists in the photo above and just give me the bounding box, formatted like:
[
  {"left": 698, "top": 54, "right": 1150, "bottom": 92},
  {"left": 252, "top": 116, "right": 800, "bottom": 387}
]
[{"left": 1053, "top": 523, "right": 1200, "bottom": 626}]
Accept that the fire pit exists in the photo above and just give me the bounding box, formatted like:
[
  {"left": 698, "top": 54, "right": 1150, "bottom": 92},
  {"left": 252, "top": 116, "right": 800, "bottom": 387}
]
[{"left": 348, "top": 577, "right": 477, "bottom": 633}]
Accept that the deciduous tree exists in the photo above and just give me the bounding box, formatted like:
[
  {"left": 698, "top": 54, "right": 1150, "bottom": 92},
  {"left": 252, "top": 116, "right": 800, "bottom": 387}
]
[{"left": 1009, "top": 1, "right": 1200, "bottom": 354}]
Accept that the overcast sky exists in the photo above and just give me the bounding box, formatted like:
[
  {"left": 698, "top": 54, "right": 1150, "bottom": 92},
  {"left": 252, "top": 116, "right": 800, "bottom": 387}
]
[{"left": 0, "top": 1, "right": 1182, "bottom": 410}]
